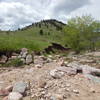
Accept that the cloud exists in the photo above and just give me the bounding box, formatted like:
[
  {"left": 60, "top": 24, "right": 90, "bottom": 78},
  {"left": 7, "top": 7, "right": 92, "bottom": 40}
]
[
  {"left": 0, "top": 0, "right": 99, "bottom": 30},
  {"left": 52, "top": 0, "right": 90, "bottom": 15}
]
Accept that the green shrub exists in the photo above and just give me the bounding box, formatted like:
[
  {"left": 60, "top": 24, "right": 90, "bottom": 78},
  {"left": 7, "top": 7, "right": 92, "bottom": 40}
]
[
  {"left": 64, "top": 15, "right": 100, "bottom": 53},
  {"left": 3, "top": 58, "right": 24, "bottom": 67}
]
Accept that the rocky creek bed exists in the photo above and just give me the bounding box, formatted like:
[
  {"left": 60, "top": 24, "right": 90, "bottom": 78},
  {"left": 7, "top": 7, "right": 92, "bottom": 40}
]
[{"left": 0, "top": 51, "right": 100, "bottom": 100}]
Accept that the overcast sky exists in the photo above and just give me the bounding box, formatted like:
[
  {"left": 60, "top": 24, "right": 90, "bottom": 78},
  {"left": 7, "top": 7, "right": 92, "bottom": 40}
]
[{"left": 0, "top": 0, "right": 100, "bottom": 30}]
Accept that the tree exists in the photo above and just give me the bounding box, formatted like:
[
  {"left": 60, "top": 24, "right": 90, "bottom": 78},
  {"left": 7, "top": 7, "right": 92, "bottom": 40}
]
[
  {"left": 39, "top": 29, "right": 44, "bottom": 35},
  {"left": 64, "top": 15, "right": 100, "bottom": 53}
]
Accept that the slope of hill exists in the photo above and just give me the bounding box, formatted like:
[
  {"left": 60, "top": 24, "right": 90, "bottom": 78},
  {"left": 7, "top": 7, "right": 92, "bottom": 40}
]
[{"left": 0, "top": 19, "right": 66, "bottom": 52}]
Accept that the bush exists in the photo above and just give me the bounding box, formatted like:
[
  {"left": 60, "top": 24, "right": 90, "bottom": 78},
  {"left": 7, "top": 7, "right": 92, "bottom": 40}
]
[{"left": 64, "top": 15, "right": 100, "bottom": 53}]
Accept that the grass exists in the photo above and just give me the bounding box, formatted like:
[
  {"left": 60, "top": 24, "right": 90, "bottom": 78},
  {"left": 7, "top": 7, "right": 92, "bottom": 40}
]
[
  {"left": 0, "top": 20, "right": 65, "bottom": 52},
  {"left": 2, "top": 58, "right": 24, "bottom": 67}
]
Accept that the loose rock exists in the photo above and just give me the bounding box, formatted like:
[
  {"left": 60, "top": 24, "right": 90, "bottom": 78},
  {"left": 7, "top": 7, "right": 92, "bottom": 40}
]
[
  {"left": 0, "top": 89, "right": 9, "bottom": 96},
  {"left": 8, "top": 92, "right": 23, "bottom": 100},
  {"left": 13, "top": 81, "right": 27, "bottom": 94},
  {"left": 26, "top": 54, "right": 33, "bottom": 64}
]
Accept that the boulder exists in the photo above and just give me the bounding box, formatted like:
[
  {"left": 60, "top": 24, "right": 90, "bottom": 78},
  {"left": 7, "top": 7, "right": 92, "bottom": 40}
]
[
  {"left": 50, "top": 69, "right": 64, "bottom": 79},
  {"left": 25, "top": 54, "right": 33, "bottom": 64},
  {"left": 13, "top": 82, "right": 27, "bottom": 94},
  {"left": 20, "top": 48, "right": 28, "bottom": 58},
  {"left": 0, "top": 55, "right": 8, "bottom": 64},
  {"left": 20, "top": 58, "right": 26, "bottom": 64},
  {"left": 21, "top": 48, "right": 28, "bottom": 53},
  {"left": 57, "top": 67, "right": 77, "bottom": 75},
  {"left": 8, "top": 92, "right": 23, "bottom": 100}
]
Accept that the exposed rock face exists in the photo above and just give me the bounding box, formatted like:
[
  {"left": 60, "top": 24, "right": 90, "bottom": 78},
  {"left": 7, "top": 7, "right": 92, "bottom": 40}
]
[
  {"left": 13, "top": 82, "right": 27, "bottom": 94},
  {"left": 8, "top": 92, "right": 23, "bottom": 100}
]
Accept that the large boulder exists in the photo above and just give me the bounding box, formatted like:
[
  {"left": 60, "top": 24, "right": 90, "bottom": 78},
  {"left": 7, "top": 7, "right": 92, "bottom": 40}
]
[
  {"left": 13, "top": 82, "right": 27, "bottom": 94},
  {"left": 8, "top": 92, "right": 23, "bottom": 100}
]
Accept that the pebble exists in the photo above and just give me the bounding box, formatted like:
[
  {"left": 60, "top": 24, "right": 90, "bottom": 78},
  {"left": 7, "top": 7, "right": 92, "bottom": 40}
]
[{"left": 73, "top": 89, "right": 79, "bottom": 94}]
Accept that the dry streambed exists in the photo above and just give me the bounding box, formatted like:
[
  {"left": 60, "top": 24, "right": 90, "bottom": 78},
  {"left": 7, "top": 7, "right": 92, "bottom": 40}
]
[{"left": 0, "top": 52, "right": 100, "bottom": 100}]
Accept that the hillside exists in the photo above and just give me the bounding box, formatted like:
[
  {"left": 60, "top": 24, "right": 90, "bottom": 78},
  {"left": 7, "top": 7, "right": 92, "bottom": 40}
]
[{"left": 0, "top": 19, "right": 66, "bottom": 53}]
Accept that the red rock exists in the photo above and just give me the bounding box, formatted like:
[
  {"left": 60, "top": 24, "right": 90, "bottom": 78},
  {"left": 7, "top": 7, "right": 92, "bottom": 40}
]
[{"left": 0, "top": 89, "right": 9, "bottom": 96}]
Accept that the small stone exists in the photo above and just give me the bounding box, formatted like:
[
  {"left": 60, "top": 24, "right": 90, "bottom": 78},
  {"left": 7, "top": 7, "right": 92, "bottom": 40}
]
[
  {"left": 35, "top": 64, "right": 42, "bottom": 68},
  {"left": 54, "top": 94, "right": 63, "bottom": 100},
  {"left": 46, "top": 58, "right": 52, "bottom": 63},
  {"left": 73, "top": 89, "right": 79, "bottom": 94},
  {"left": 50, "top": 96, "right": 56, "bottom": 100},
  {"left": 13, "top": 81, "right": 27, "bottom": 94},
  {"left": 11, "top": 56, "right": 17, "bottom": 60},
  {"left": 90, "top": 88, "right": 95, "bottom": 93},
  {"left": 12, "top": 53, "right": 19, "bottom": 56},
  {"left": 8, "top": 92, "right": 23, "bottom": 100},
  {"left": 50, "top": 94, "right": 63, "bottom": 100},
  {"left": 66, "top": 84, "right": 71, "bottom": 87},
  {"left": 50, "top": 69, "right": 64, "bottom": 79},
  {"left": 61, "top": 61, "right": 68, "bottom": 67}
]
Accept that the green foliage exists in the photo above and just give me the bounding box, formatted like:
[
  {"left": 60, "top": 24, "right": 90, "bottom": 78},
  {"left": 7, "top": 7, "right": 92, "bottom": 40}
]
[
  {"left": 64, "top": 15, "right": 100, "bottom": 53},
  {"left": 39, "top": 29, "right": 44, "bottom": 35},
  {"left": 3, "top": 58, "right": 24, "bottom": 67}
]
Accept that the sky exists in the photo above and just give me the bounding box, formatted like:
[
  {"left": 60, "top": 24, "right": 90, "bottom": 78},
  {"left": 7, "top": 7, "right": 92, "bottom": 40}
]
[{"left": 0, "top": 0, "right": 100, "bottom": 30}]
